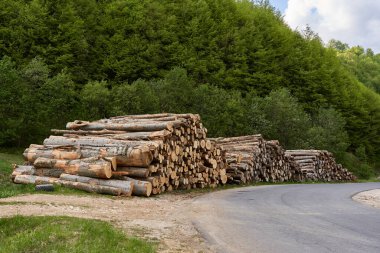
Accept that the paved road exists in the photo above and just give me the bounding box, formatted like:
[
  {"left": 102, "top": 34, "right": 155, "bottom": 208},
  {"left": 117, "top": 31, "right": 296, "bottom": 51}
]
[{"left": 191, "top": 183, "right": 380, "bottom": 253}]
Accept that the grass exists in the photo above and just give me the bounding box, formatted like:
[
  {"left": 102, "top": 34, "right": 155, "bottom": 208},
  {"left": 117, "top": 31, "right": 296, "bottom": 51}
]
[{"left": 0, "top": 216, "right": 155, "bottom": 253}]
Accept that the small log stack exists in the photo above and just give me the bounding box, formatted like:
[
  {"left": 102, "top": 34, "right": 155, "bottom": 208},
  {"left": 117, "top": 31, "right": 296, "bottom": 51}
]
[
  {"left": 210, "top": 135, "right": 303, "bottom": 184},
  {"left": 285, "top": 150, "right": 356, "bottom": 181},
  {"left": 13, "top": 113, "right": 227, "bottom": 196}
]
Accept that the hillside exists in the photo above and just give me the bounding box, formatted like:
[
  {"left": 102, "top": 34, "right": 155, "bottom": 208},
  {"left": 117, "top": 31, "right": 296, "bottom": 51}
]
[{"left": 0, "top": 0, "right": 379, "bottom": 177}]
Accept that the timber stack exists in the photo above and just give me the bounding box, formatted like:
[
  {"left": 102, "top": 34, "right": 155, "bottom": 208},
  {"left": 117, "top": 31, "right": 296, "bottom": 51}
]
[
  {"left": 210, "top": 135, "right": 303, "bottom": 184},
  {"left": 12, "top": 113, "right": 227, "bottom": 196},
  {"left": 285, "top": 150, "right": 356, "bottom": 181}
]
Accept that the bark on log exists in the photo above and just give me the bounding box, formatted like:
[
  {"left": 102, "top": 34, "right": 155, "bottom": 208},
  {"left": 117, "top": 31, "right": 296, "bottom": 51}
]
[
  {"left": 14, "top": 175, "right": 61, "bottom": 185},
  {"left": 123, "top": 177, "right": 152, "bottom": 197},
  {"left": 43, "top": 136, "right": 160, "bottom": 149},
  {"left": 66, "top": 120, "right": 184, "bottom": 132},
  {"left": 63, "top": 145, "right": 154, "bottom": 167},
  {"left": 23, "top": 145, "right": 81, "bottom": 162},
  {"left": 52, "top": 129, "right": 127, "bottom": 135},
  {"left": 11, "top": 165, "right": 35, "bottom": 181},
  {"left": 60, "top": 173, "right": 134, "bottom": 196},
  {"left": 33, "top": 157, "right": 112, "bottom": 179},
  {"left": 34, "top": 168, "right": 63, "bottom": 178},
  {"left": 113, "top": 167, "right": 150, "bottom": 178},
  {"left": 60, "top": 180, "right": 130, "bottom": 196}
]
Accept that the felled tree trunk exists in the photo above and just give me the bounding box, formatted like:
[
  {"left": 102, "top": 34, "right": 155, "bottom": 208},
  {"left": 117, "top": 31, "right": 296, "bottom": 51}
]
[
  {"left": 122, "top": 177, "right": 152, "bottom": 197},
  {"left": 60, "top": 173, "right": 134, "bottom": 196},
  {"left": 66, "top": 119, "right": 184, "bottom": 132},
  {"left": 33, "top": 157, "right": 112, "bottom": 179},
  {"left": 11, "top": 165, "right": 35, "bottom": 181}
]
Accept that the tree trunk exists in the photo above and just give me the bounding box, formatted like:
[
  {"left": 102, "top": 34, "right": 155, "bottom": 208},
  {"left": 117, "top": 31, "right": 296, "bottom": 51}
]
[
  {"left": 60, "top": 173, "right": 134, "bottom": 196},
  {"left": 112, "top": 167, "right": 150, "bottom": 178},
  {"left": 66, "top": 120, "right": 184, "bottom": 132},
  {"left": 23, "top": 144, "right": 81, "bottom": 162},
  {"left": 33, "top": 157, "right": 112, "bottom": 179},
  {"left": 122, "top": 177, "right": 152, "bottom": 197},
  {"left": 11, "top": 165, "right": 35, "bottom": 181}
]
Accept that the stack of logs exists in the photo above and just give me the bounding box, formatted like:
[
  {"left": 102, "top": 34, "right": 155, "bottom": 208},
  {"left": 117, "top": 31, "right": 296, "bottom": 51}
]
[
  {"left": 12, "top": 113, "right": 227, "bottom": 196},
  {"left": 285, "top": 150, "right": 356, "bottom": 181},
  {"left": 210, "top": 135, "right": 304, "bottom": 184}
]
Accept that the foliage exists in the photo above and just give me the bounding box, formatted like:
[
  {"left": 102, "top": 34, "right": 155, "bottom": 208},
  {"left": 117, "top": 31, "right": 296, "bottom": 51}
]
[
  {"left": 0, "top": 57, "right": 27, "bottom": 146},
  {"left": 329, "top": 41, "right": 380, "bottom": 93},
  {"left": 81, "top": 81, "right": 112, "bottom": 120},
  {"left": 0, "top": 216, "right": 155, "bottom": 253},
  {"left": 257, "top": 88, "right": 311, "bottom": 149},
  {"left": 307, "top": 108, "right": 350, "bottom": 157},
  {"left": 0, "top": 0, "right": 379, "bottom": 177}
]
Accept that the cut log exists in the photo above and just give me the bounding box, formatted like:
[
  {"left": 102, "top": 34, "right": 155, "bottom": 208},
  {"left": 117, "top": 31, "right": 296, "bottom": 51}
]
[
  {"left": 60, "top": 180, "right": 129, "bottom": 196},
  {"left": 34, "top": 168, "right": 64, "bottom": 178},
  {"left": 52, "top": 129, "right": 127, "bottom": 135},
  {"left": 112, "top": 167, "right": 150, "bottom": 178},
  {"left": 33, "top": 157, "right": 112, "bottom": 179},
  {"left": 123, "top": 177, "right": 152, "bottom": 197},
  {"left": 14, "top": 175, "right": 61, "bottom": 185},
  {"left": 66, "top": 120, "right": 184, "bottom": 132},
  {"left": 43, "top": 136, "right": 160, "bottom": 148},
  {"left": 11, "top": 165, "right": 35, "bottom": 181},
  {"left": 59, "top": 173, "right": 134, "bottom": 196},
  {"left": 23, "top": 144, "right": 81, "bottom": 162}
]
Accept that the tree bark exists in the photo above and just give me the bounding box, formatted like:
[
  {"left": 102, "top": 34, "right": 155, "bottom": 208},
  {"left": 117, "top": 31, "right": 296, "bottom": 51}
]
[
  {"left": 33, "top": 157, "right": 112, "bottom": 179},
  {"left": 122, "top": 177, "right": 152, "bottom": 197},
  {"left": 23, "top": 144, "right": 81, "bottom": 162},
  {"left": 60, "top": 173, "right": 134, "bottom": 196},
  {"left": 66, "top": 120, "right": 184, "bottom": 132}
]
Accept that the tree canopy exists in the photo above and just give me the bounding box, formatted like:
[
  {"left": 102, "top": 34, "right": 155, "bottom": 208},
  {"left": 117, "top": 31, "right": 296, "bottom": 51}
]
[{"left": 0, "top": 0, "right": 379, "bottom": 177}]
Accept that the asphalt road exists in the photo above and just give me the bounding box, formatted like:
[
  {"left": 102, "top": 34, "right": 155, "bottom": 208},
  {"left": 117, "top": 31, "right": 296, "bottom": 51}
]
[{"left": 191, "top": 183, "right": 380, "bottom": 253}]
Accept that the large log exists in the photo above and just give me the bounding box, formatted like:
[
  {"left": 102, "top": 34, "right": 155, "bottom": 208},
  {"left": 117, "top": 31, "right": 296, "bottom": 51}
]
[
  {"left": 34, "top": 168, "right": 64, "bottom": 178},
  {"left": 63, "top": 145, "right": 154, "bottom": 167},
  {"left": 123, "top": 177, "right": 152, "bottom": 197},
  {"left": 43, "top": 135, "right": 160, "bottom": 148},
  {"left": 60, "top": 173, "right": 134, "bottom": 196},
  {"left": 57, "top": 130, "right": 171, "bottom": 141},
  {"left": 11, "top": 165, "right": 35, "bottom": 181},
  {"left": 65, "top": 120, "right": 184, "bottom": 132},
  {"left": 23, "top": 144, "right": 81, "bottom": 162},
  {"left": 51, "top": 129, "right": 127, "bottom": 135},
  {"left": 13, "top": 175, "right": 61, "bottom": 185},
  {"left": 209, "top": 135, "right": 263, "bottom": 143},
  {"left": 60, "top": 180, "right": 129, "bottom": 196},
  {"left": 112, "top": 167, "right": 150, "bottom": 178},
  {"left": 33, "top": 157, "right": 112, "bottom": 179}
]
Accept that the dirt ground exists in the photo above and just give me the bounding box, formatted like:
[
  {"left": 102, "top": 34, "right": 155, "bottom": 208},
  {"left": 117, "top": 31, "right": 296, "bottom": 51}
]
[
  {"left": 0, "top": 192, "right": 215, "bottom": 253},
  {"left": 352, "top": 189, "right": 380, "bottom": 209}
]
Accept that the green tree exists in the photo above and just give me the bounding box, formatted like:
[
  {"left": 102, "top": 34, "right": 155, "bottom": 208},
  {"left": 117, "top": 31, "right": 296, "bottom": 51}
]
[
  {"left": 81, "top": 81, "right": 112, "bottom": 120},
  {"left": 259, "top": 88, "right": 311, "bottom": 148},
  {"left": 306, "top": 108, "right": 349, "bottom": 157},
  {"left": 0, "top": 57, "right": 26, "bottom": 146}
]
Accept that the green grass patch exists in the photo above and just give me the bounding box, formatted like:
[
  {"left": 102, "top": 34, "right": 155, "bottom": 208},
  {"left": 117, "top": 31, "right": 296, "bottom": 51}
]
[
  {"left": 0, "top": 216, "right": 155, "bottom": 253},
  {"left": 0, "top": 152, "right": 35, "bottom": 198}
]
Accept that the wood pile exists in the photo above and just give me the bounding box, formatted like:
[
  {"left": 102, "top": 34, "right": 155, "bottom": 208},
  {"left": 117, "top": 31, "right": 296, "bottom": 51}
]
[
  {"left": 285, "top": 150, "right": 356, "bottom": 181},
  {"left": 12, "top": 113, "right": 227, "bottom": 196},
  {"left": 210, "top": 135, "right": 304, "bottom": 184}
]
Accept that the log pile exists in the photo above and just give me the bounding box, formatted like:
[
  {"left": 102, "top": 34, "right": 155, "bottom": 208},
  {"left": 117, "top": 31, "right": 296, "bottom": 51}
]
[
  {"left": 285, "top": 150, "right": 356, "bottom": 181},
  {"left": 13, "top": 113, "right": 227, "bottom": 196},
  {"left": 210, "top": 135, "right": 304, "bottom": 184}
]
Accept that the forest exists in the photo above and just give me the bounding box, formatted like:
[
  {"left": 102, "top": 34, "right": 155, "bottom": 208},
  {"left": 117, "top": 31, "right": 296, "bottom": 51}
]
[{"left": 1, "top": 0, "right": 379, "bottom": 178}]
